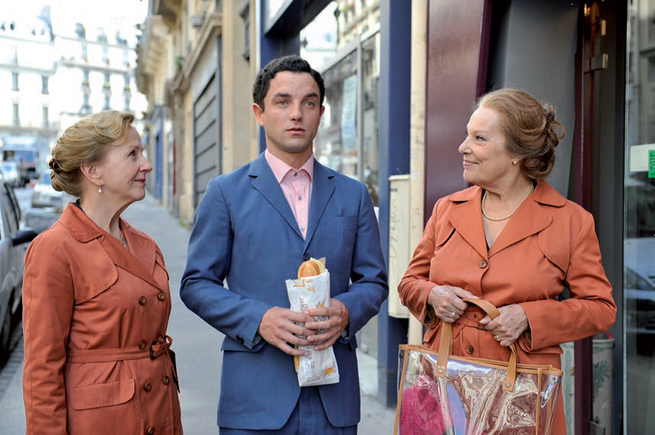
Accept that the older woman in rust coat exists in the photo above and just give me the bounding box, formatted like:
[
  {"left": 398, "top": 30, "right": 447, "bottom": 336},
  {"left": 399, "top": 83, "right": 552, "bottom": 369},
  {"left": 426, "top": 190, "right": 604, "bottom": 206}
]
[
  {"left": 398, "top": 89, "right": 616, "bottom": 434},
  {"left": 22, "top": 111, "right": 182, "bottom": 434}
]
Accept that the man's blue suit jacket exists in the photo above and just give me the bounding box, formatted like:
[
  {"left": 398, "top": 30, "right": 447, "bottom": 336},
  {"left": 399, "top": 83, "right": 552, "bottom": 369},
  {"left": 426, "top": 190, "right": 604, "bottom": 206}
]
[{"left": 180, "top": 154, "right": 388, "bottom": 430}]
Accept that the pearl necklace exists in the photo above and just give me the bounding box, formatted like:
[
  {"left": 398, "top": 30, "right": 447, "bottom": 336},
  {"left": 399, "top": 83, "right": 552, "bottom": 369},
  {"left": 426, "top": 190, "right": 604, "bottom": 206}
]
[{"left": 481, "top": 184, "right": 534, "bottom": 221}]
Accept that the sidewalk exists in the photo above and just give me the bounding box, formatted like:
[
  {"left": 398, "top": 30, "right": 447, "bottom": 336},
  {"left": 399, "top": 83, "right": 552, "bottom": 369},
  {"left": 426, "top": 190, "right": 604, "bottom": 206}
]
[{"left": 0, "top": 194, "right": 396, "bottom": 434}]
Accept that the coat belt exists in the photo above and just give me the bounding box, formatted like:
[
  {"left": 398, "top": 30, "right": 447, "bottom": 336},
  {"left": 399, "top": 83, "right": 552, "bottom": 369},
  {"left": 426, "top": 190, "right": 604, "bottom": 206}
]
[{"left": 66, "top": 336, "right": 173, "bottom": 364}]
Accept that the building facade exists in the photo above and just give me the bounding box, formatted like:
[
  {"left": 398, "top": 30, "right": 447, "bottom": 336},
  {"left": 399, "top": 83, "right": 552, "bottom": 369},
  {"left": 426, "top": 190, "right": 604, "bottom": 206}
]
[
  {"left": 1, "top": 2, "right": 146, "bottom": 175},
  {"left": 135, "top": 0, "right": 255, "bottom": 223},
  {"left": 0, "top": 7, "right": 57, "bottom": 171}
]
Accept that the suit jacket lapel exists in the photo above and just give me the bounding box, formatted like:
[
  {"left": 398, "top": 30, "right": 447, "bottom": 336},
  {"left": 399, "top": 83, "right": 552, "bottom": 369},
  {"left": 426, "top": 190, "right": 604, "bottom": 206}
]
[
  {"left": 304, "top": 161, "right": 335, "bottom": 249},
  {"left": 449, "top": 188, "right": 488, "bottom": 260},
  {"left": 488, "top": 181, "right": 560, "bottom": 257},
  {"left": 249, "top": 154, "right": 303, "bottom": 239},
  {"left": 61, "top": 204, "right": 164, "bottom": 291},
  {"left": 115, "top": 220, "right": 164, "bottom": 290}
]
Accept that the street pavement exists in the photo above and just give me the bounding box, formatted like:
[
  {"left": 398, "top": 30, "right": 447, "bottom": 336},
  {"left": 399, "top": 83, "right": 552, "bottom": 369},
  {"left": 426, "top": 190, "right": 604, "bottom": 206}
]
[{"left": 0, "top": 193, "right": 396, "bottom": 434}]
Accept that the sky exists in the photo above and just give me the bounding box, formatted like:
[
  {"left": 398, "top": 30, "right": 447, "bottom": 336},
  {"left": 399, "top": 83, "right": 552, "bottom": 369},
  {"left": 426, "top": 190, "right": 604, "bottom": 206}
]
[{"left": 6, "top": 0, "right": 148, "bottom": 40}]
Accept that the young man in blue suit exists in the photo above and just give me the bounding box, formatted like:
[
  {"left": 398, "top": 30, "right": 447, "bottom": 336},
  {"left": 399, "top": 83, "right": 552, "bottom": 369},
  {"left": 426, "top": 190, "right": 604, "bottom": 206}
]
[{"left": 180, "top": 55, "right": 388, "bottom": 434}]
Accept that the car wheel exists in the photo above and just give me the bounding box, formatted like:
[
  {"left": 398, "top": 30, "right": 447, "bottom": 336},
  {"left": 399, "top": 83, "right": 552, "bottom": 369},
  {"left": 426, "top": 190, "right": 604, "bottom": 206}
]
[{"left": 0, "top": 309, "right": 11, "bottom": 365}]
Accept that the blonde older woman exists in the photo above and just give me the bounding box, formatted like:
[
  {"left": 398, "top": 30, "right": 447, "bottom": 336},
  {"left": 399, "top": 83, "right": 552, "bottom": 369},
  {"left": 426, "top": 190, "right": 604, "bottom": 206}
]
[
  {"left": 22, "top": 111, "right": 182, "bottom": 435},
  {"left": 399, "top": 89, "right": 616, "bottom": 434}
]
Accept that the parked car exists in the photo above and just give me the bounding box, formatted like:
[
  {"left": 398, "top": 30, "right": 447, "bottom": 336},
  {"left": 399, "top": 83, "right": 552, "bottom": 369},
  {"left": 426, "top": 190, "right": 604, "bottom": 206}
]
[
  {"left": 0, "top": 143, "right": 39, "bottom": 187},
  {"left": 0, "top": 162, "right": 20, "bottom": 187},
  {"left": 625, "top": 238, "right": 655, "bottom": 355},
  {"left": 0, "top": 180, "right": 38, "bottom": 363},
  {"left": 625, "top": 176, "right": 655, "bottom": 355},
  {"left": 23, "top": 207, "right": 64, "bottom": 234},
  {"left": 30, "top": 173, "right": 74, "bottom": 210}
]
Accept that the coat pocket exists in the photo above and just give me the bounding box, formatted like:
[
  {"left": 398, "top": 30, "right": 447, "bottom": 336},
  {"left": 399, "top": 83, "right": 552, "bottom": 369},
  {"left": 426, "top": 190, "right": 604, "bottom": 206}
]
[
  {"left": 68, "top": 379, "right": 140, "bottom": 434},
  {"left": 70, "top": 378, "right": 135, "bottom": 410}
]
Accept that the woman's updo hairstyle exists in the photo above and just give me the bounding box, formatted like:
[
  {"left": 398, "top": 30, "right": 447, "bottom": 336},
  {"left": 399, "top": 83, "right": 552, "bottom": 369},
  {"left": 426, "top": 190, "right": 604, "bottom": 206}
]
[
  {"left": 477, "top": 89, "right": 565, "bottom": 180},
  {"left": 49, "top": 110, "right": 135, "bottom": 197}
]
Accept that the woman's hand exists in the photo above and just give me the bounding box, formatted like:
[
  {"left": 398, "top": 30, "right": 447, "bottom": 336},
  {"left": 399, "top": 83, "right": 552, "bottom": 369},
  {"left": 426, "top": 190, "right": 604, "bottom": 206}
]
[
  {"left": 479, "top": 304, "right": 528, "bottom": 347},
  {"left": 427, "top": 285, "right": 478, "bottom": 323}
]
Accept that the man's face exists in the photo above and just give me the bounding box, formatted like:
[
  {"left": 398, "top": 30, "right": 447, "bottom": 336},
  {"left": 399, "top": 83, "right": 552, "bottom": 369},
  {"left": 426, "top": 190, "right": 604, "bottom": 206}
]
[{"left": 252, "top": 71, "right": 324, "bottom": 164}]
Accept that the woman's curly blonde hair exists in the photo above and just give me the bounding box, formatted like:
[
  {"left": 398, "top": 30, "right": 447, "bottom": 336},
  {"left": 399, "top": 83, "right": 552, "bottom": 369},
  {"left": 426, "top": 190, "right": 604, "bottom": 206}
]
[{"left": 477, "top": 89, "right": 565, "bottom": 180}]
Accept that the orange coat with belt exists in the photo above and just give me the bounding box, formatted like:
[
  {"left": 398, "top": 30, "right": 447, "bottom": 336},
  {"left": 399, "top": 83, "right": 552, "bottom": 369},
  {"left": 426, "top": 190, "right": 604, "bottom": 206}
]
[
  {"left": 398, "top": 181, "right": 616, "bottom": 434},
  {"left": 22, "top": 203, "right": 182, "bottom": 435}
]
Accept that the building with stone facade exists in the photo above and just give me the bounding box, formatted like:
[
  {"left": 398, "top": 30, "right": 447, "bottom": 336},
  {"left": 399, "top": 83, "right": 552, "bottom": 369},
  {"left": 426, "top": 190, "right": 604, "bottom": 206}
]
[
  {"left": 136, "top": 0, "right": 255, "bottom": 223},
  {"left": 1, "top": 1, "right": 145, "bottom": 175},
  {"left": 0, "top": 7, "right": 57, "bottom": 169}
]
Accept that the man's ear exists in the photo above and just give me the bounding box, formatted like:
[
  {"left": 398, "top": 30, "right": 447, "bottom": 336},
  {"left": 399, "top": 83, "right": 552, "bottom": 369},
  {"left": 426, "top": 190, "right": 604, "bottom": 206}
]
[
  {"left": 320, "top": 105, "right": 325, "bottom": 116},
  {"left": 252, "top": 103, "right": 265, "bottom": 127}
]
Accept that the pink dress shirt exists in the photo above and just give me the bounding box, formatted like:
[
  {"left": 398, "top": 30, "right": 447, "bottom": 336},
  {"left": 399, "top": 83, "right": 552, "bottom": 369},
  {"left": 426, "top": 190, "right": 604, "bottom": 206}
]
[{"left": 264, "top": 150, "right": 313, "bottom": 239}]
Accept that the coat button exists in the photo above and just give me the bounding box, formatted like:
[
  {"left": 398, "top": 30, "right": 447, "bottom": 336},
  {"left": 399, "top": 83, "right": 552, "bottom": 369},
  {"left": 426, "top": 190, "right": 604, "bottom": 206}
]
[
  {"left": 162, "top": 376, "right": 170, "bottom": 385},
  {"left": 143, "top": 381, "right": 152, "bottom": 392},
  {"left": 138, "top": 340, "right": 147, "bottom": 350},
  {"left": 139, "top": 296, "right": 147, "bottom": 305},
  {"left": 478, "top": 260, "right": 488, "bottom": 268},
  {"left": 465, "top": 345, "right": 474, "bottom": 354},
  {"left": 158, "top": 335, "right": 165, "bottom": 344},
  {"left": 157, "top": 292, "right": 166, "bottom": 301},
  {"left": 146, "top": 427, "right": 155, "bottom": 435}
]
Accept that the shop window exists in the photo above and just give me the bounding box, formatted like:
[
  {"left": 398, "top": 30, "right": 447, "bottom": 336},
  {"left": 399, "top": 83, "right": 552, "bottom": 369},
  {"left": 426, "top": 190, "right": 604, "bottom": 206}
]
[
  {"left": 625, "top": 3, "right": 655, "bottom": 432},
  {"left": 313, "top": 29, "right": 380, "bottom": 206}
]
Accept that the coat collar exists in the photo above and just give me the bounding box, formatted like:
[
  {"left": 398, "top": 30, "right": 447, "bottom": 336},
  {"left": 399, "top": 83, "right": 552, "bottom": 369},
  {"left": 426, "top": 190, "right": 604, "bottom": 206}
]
[
  {"left": 248, "top": 153, "right": 335, "bottom": 249},
  {"left": 58, "top": 203, "right": 163, "bottom": 290},
  {"left": 448, "top": 180, "right": 565, "bottom": 258}
]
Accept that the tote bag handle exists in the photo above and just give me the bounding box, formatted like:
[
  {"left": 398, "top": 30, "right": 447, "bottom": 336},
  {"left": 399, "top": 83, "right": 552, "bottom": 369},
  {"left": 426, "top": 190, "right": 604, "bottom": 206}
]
[{"left": 435, "top": 298, "right": 518, "bottom": 391}]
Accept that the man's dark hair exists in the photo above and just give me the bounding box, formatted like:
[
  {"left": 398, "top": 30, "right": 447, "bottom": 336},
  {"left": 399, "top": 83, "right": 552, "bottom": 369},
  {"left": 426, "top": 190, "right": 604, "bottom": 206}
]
[{"left": 253, "top": 55, "right": 325, "bottom": 110}]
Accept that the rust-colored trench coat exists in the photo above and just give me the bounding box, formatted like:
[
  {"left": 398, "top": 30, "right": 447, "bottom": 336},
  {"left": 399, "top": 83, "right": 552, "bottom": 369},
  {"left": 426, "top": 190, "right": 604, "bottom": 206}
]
[
  {"left": 398, "top": 181, "right": 616, "bottom": 435},
  {"left": 22, "top": 203, "right": 182, "bottom": 435}
]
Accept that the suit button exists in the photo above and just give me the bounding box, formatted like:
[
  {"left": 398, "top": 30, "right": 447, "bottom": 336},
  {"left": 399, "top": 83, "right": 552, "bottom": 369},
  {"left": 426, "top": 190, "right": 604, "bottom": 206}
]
[
  {"left": 139, "top": 296, "right": 147, "bottom": 305},
  {"left": 465, "top": 345, "right": 474, "bottom": 354},
  {"left": 162, "top": 376, "right": 170, "bottom": 385},
  {"left": 138, "top": 340, "right": 147, "bottom": 350},
  {"left": 147, "top": 427, "right": 155, "bottom": 435},
  {"left": 158, "top": 335, "right": 165, "bottom": 344},
  {"left": 157, "top": 292, "right": 166, "bottom": 301},
  {"left": 302, "top": 253, "right": 310, "bottom": 261},
  {"left": 143, "top": 381, "right": 152, "bottom": 392},
  {"left": 478, "top": 260, "right": 488, "bottom": 268}
]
